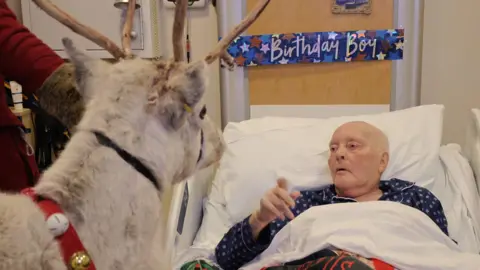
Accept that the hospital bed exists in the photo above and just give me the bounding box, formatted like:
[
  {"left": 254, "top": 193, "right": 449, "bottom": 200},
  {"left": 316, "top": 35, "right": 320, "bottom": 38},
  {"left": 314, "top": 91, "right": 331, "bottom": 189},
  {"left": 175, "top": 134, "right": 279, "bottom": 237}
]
[{"left": 165, "top": 105, "right": 480, "bottom": 269}]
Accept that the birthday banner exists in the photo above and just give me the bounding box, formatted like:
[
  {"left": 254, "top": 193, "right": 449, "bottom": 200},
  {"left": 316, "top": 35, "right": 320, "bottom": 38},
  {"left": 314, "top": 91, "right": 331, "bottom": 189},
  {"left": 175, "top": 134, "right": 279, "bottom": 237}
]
[{"left": 225, "top": 28, "right": 404, "bottom": 67}]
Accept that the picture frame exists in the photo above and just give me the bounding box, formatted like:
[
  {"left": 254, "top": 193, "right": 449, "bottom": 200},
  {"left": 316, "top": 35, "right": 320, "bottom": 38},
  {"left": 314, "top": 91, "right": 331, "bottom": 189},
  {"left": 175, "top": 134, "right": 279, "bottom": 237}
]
[{"left": 332, "top": 0, "right": 372, "bottom": 15}]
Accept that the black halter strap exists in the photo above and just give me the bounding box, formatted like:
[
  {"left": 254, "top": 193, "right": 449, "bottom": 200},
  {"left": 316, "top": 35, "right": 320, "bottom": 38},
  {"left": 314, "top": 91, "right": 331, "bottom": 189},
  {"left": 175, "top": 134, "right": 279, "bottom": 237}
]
[
  {"left": 197, "top": 129, "right": 204, "bottom": 163},
  {"left": 92, "top": 131, "right": 160, "bottom": 191}
]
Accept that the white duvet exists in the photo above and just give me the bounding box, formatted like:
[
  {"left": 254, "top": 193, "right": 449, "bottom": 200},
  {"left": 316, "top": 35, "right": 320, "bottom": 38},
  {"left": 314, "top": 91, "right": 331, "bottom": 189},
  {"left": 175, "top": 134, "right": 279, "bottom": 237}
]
[{"left": 240, "top": 201, "right": 480, "bottom": 270}]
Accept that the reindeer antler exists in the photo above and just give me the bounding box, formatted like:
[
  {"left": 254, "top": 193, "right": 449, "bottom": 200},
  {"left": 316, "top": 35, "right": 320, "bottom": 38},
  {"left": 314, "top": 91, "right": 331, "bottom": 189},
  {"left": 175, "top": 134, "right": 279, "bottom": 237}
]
[
  {"left": 31, "top": 0, "right": 137, "bottom": 59},
  {"left": 33, "top": 0, "right": 269, "bottom": 64},
  {"left": 172, "top": 0, "right": 188, "bottom": 62},
  {"left": 204, "top": 0, "right": 271, "bottom": 69},
  {"left": 122, "top": 0, "right": 138, "bottom": 58}
]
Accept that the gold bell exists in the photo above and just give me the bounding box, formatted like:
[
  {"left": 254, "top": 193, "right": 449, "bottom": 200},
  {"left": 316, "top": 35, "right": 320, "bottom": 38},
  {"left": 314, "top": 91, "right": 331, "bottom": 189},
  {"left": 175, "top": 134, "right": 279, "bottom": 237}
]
[{"left": 69, "top": 251, "right": 91, "bottom": 270}]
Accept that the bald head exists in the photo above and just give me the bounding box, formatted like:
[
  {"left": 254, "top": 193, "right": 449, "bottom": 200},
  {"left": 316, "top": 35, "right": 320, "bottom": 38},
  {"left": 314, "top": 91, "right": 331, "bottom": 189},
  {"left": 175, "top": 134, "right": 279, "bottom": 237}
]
[
  {"left": 337, "top": 121, "right": 389, "bottom": 154},
  {"left": 328, "top": 121, "right": 390, "bottom": 200}
]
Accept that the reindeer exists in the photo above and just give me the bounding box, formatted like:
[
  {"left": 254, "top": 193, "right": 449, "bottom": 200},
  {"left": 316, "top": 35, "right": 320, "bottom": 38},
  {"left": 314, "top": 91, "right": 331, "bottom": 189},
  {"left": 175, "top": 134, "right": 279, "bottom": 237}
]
[{"left": 0, "top": 0, "right": 271, "bottom": 269}]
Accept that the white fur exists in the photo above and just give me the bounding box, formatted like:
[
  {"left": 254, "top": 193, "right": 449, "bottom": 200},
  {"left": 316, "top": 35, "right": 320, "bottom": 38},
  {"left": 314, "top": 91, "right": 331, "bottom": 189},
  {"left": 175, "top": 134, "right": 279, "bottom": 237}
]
[{"left": 0, "top": 39, "right": 225, "bottom": 270}]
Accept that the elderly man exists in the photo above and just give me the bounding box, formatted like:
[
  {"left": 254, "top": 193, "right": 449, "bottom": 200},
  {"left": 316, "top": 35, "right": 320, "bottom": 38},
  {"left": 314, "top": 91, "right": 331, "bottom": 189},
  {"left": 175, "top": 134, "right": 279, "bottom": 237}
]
[{"left": 214, "top": 121, "right": 448, "bottom": 270}]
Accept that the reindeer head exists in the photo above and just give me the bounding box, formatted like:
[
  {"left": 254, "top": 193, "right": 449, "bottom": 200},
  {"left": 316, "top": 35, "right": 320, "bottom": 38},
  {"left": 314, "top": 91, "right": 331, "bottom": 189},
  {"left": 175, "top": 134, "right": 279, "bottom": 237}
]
[{"left": 32, "top": 0, "right": 271, "bottom": 185}]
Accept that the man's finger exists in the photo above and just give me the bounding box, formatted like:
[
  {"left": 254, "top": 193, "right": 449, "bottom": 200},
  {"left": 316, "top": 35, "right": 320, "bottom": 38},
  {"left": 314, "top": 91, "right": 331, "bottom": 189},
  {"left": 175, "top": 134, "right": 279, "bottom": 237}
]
[
  {"left": 274, "top": 187, "right": 296, "bottom": 208},
  {"left": 270, "top": 193, "right": 291, "bottom": 212},
  {"left": 277, "top": 178, "right": 288, "bottom": 190},
  {"left": 290, "top": 191, "right": 301, "bottom": 200},
  {"left": 270, "top": 195, "right": 294, "bottom": 220},
  {"left": 262, "top": 197, "right": 284, "bottom": 221},
  {"left": 284, "top": 208, "right": 295, "bottom": 220}
]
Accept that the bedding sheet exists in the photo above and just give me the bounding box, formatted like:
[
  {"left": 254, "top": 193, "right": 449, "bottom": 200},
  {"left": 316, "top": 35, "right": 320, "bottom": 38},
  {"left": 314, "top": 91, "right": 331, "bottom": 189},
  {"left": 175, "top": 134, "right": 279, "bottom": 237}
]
[
  {"left": 175, "top": 201, "right": 480, "bottom": 270},
  {"left": 434, "top": 144, "right": 480, "bottom": 252},
  {"left": 241, "top": 201, "right": 480, "bottom": 270}
]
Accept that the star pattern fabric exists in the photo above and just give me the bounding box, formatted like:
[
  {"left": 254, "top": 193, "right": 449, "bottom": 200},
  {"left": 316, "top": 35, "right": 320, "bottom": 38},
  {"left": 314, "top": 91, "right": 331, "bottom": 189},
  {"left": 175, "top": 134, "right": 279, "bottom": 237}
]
[
  {"left": 224, "top": 29, "right": 404, "bottom": 67},
  {"left": 214, "top": 179, "right": 449, "bottom": 270}
]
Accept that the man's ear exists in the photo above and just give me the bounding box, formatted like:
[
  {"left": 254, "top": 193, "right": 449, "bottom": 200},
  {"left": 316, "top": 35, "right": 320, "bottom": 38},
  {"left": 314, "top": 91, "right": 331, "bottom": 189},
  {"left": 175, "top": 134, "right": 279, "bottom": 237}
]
[
  {"left": 61, "top": 38, "right": 97, "bottom": 98},
  {"left": 379, "top": 152, "right": 389, "bottom": 174}
]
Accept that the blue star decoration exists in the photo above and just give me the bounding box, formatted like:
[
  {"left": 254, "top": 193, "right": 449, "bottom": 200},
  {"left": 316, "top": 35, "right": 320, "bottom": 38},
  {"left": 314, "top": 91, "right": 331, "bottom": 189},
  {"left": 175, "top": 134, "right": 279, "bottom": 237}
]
[{"left": 223, "top": 28, "right": 404, "bottom": 67}]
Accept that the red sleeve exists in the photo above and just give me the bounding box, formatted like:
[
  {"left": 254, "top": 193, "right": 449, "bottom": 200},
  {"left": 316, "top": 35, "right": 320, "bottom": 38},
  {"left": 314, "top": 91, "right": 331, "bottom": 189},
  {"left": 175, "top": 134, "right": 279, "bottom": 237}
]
[{"left": 0, "top": 0, "right": 65, "bottom": 95}]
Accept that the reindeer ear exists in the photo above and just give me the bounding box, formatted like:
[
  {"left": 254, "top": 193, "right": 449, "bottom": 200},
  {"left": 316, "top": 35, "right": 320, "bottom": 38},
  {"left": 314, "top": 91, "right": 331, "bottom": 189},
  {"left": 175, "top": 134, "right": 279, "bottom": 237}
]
[
  {"left": 155, "top": 60, "right": 207, "bottom": 130},
  {"left": 61, "top": 38, "right": 96, "bottom": 97},
  {"left": 156, "top": 93, "right": 189, "bottom": 130},
  {"left": 181, "top": 60, "right": 207, "bottom": 107},
  {"left": 165, "top": 102, "right": 188, "bottom": 130}
]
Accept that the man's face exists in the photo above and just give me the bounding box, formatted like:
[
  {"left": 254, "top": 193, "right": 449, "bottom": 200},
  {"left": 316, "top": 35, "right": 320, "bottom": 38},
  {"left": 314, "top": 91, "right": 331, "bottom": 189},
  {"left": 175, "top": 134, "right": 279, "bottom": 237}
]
[{"left": 327, "top": 122, "right": 388, "bottom": 195}]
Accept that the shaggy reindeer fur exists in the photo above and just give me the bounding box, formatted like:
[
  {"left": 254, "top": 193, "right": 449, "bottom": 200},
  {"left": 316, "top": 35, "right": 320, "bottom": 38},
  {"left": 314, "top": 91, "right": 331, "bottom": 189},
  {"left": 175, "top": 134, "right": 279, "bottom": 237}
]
[
  {"left": 0, "top": 39, "right": 225, "bottom": 270},
  {"left": 36, "top": 63, "right": 84, "bottom": 130}
]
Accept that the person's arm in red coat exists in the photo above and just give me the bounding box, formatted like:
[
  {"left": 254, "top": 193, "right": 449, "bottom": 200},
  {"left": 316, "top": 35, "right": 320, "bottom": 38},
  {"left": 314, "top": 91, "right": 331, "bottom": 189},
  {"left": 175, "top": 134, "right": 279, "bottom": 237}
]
[
  {"left": 0, "top": 0, "right": 84, "bottom": 129},
  {"left": 0, "top": 0, "right": 64, "bottom": 95}
]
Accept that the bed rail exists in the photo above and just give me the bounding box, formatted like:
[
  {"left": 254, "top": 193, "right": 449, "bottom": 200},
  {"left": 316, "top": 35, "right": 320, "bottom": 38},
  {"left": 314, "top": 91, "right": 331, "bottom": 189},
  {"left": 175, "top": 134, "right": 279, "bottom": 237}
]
[
  {"left": 165, "top": 165, "right": 217, "bottom": 264},
  {"left": 464, "top": 108, "right": 480, "bottom": 197}
]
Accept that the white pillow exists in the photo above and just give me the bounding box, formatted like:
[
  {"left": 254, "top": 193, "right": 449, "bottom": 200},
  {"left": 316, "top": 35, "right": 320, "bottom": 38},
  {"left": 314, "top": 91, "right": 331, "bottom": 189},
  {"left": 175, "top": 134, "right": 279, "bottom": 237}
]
[{"left": 212, "top": 105, "right": 445, "bottom": 223}]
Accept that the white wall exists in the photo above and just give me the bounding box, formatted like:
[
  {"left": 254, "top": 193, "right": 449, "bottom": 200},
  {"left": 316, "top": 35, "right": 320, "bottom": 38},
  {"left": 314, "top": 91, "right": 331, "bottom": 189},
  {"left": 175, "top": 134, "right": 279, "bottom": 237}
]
[{"left": 421, "top": 0, "right": 480, "bottom": 146}]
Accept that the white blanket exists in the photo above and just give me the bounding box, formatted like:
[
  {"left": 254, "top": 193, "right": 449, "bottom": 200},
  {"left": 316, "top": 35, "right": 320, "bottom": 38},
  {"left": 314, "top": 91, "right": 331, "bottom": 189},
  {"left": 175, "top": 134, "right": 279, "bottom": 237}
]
[{"left": 241, "top": 201, "right": 480, "bottom": 270}]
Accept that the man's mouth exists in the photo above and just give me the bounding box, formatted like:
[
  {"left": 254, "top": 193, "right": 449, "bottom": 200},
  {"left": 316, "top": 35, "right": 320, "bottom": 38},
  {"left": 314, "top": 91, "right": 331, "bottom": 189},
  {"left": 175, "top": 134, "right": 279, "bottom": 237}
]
[{"left": 336, "top": 168, "right": 348, "bottom": 173}]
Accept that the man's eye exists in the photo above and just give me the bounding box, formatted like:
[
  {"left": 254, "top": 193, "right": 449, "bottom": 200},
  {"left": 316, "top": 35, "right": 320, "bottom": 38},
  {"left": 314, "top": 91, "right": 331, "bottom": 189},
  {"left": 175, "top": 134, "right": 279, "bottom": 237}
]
[{"left": 348, "top": 143, "right": 358, "bottom": 149}]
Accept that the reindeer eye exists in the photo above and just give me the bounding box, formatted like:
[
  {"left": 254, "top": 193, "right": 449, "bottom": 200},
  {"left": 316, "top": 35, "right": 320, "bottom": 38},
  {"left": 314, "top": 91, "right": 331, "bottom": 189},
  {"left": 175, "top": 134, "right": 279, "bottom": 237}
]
[{"left": 199, "top": 105, "right": 207, "bottom": 120}]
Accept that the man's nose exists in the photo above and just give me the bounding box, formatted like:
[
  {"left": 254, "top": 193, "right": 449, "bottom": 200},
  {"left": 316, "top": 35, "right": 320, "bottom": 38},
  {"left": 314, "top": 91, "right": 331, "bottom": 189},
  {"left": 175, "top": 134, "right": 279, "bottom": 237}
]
[{"left": 335, "top": 147, "right": 346, "bottom": 160}]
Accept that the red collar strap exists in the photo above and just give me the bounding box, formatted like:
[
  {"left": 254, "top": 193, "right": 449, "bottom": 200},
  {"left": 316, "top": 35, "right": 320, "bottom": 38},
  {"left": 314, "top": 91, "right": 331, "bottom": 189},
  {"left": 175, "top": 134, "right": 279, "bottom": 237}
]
[{"left": 21, "top": 188, "right": 97, "bottom": 270}]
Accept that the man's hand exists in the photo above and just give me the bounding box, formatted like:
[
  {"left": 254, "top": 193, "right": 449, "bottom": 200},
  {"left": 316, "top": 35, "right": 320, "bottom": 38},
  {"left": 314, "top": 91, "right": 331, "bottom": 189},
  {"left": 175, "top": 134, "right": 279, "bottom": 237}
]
[{"left": 249, "top": 178, "right": 301, "bottom": 239}]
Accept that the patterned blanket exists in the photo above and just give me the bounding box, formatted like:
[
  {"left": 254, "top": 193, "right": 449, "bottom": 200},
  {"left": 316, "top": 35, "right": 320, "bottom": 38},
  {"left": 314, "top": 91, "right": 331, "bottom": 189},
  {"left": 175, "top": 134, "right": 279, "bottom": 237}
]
[
  {"left": 179, "top": 249, "right": 393, "bottom": 270},
  {"left": 260, "top": 249, "right": 393, "bottom": 270},
  {"left": 180, "top": 259, "right": 221, "bottom": 270}
]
